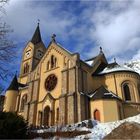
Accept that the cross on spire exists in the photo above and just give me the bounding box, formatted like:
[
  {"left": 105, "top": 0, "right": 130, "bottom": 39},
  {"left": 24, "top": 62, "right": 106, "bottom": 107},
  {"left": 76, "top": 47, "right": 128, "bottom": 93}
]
[
  {"left": 100, "top": 46, "right": 103, "bottom": 53},
  {"left": 51, "top": 34, "right": 56, "bottom": 42},
  {"left": 37, "top": 19, "right": 40, "bottom": 25}
]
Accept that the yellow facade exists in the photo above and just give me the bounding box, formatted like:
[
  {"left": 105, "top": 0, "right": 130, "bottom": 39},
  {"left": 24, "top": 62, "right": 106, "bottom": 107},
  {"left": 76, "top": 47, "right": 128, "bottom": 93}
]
[
  {"left": 4, "top": 90, "right": 18, "bottom": 112},
  {"left": 4, "top": 24, "right": 140, "bottom": 126},
  {"left": 90, "top": 99, "right": 122, "bottom": 122}
]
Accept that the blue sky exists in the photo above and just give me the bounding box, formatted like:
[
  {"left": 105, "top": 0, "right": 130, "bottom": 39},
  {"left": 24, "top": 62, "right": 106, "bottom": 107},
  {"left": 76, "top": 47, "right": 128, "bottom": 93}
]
[{"left": 1, "top": 0, "right": 140, "bottom": 90}]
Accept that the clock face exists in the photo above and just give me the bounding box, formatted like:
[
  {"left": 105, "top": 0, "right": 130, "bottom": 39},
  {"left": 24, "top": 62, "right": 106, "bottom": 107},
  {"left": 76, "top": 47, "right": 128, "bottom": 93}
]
[
  {"left": 45, "top": 74, "right": 57, "bottom": 91},
  {"left": 37, "top": 50, "right": 43, "bottom": 58},
  {"left": 25, "top": 50, "right": 31, "bottom": 58}
]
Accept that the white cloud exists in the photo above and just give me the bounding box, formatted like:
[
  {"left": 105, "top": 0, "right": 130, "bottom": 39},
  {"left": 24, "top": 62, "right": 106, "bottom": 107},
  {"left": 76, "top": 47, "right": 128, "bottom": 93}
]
[
  {"left": 2, "top": 0, "right": 140, "bottom": 63},
  {"left": 83, "top": 0, "right": 140, "bottom": 61},
  {"left": 4, "top": 0, "right": 76, "bottom": 42}
]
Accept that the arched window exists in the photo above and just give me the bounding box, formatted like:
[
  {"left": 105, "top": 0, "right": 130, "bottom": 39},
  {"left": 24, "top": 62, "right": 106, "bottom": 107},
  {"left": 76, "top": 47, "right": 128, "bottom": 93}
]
[
  {"left": 47, "top": 55, "right": 57, "bottom": 70},
  {"left": 51, "top": 55, "right": 54, "bottom": 68},
  {"left": 54, "top": 58, "right": 57, "bottom": 67},
  {"left": 20, "top": 94, "right": 27, "bottom": 111},
  {"left": 23, "top": 63, "right": 29, "bottom": 74},
  {"left": 94, "top": 109, "right": 100, "bottom": 121},
  {"left": 123, "top": 84, "right": 131, "bottom": 101},
  {"left": 47, "top": 61, "right": 50, "bottom": 70}
]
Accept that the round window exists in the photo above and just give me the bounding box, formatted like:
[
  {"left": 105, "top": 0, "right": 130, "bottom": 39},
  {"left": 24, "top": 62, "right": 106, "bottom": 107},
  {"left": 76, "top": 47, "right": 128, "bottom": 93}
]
[{"left": 45, "top": 74, "right": 57, "bottom": 91}]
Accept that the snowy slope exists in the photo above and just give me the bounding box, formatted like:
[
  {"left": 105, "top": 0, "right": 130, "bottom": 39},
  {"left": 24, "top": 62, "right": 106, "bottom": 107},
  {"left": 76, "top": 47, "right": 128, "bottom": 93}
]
[
  {"left": 124, "top": 60, "right": 140, "bottom": 74},
  {"left": 36, "top": 114, "right": 140, "bottom": 140},
  {"left": 74, "top": 114, "right": 140, "bottom": 140}
]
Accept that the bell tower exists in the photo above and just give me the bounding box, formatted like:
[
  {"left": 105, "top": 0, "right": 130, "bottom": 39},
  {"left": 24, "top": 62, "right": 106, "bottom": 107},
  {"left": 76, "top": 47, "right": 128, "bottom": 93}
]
[{"left": 20, "top": 23, "right": 46, "bottom": 77}]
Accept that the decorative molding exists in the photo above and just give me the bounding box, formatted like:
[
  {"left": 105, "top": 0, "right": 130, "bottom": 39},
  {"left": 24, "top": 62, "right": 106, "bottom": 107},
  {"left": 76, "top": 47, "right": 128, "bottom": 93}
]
[{"left": 105, "top": 73, "right": 140, "bottom": 80}]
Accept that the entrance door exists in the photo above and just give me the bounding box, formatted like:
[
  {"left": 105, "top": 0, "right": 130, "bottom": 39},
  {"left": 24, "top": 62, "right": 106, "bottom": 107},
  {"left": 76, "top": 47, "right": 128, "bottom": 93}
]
[
  {"left": 94, "top": 110, "right": 100, "bottom": 121},
  {"left": 43, "top": 106, "right": 50, "bottom": 126}
]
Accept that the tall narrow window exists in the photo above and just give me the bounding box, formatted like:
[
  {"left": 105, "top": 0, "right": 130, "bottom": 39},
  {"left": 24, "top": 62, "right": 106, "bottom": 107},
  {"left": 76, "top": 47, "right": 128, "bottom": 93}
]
[
  {"left": 51, "top": 55, "right": 54, "bottom": 68},
  {"left": 123, "top": 84, "right": 131, "bottom": 101},
  {"left": 26, "top": 63, "right": 29, "bottom": 73},
  {"left": 20, "top": 94, "right": 27, "bottom": 111},
  {"left": 48, "top": 55, "right": 57, "bottom": 69},
  {"left": 54, "top": 58, "right": 57, "bottom": 67},
  {"left": 56, "top": 108, "right": 59, "bottom": 123},
  {"left": 23, "top": 63, "right": 29, "bottom": 74},
  {"left": 47, "top": 61, "right": 50, "bottom": 70}
]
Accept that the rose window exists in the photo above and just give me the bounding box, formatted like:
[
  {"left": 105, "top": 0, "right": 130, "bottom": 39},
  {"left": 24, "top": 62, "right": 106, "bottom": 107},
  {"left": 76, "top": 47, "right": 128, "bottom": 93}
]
[{"left": 45, "top": 74, "right": 57, "bottom": 91}]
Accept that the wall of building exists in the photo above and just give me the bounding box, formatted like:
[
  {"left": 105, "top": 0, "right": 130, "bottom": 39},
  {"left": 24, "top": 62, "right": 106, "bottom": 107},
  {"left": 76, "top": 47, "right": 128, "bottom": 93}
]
[
  {"left": 90, "top": 100, "right": 104, "bottom": 122},
  {"left": 4, "top": 90, "right": 18, "bottom": 112},
  {"left": 123, "top": 103, "right": 140, "bottom": 118},
  {"left": 104, "top": 72, "right": 140, "bottom": 102},
  {"left": 90, "top": 99, "right": 122, "bottom": 122},
  {"left": 102, "top": 100, "right": 120, "bottom": 122}
]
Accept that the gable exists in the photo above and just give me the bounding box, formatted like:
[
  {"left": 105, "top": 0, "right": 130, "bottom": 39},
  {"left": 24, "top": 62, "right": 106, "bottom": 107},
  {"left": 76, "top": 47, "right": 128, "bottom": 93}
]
[
  {"left": 89, "top": 53, "right": 108, "bottom": 75},
  {"left": 40, "top": 41, "right": 79, "bottom": 70},
  {"left": 42, "top": 42, "right": 72, "bottom": 61}
]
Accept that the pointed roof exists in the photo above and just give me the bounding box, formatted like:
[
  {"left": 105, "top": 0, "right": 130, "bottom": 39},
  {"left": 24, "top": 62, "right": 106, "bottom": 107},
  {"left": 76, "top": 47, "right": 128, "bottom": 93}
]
[
  {"left": 85, "top": 47, "right": 108, "bottom": 67},
  {"left": 88, "top": 86, "right": 121, "bottom": 101},
  {"left": 85, "top": 48, "right": 108, "bottom": 75},
  {"left": 31, "top": 23, "right": 42, "bottom": 44},
  {"left": 7, "top": 75, "right": 19, "bottom": 91}
]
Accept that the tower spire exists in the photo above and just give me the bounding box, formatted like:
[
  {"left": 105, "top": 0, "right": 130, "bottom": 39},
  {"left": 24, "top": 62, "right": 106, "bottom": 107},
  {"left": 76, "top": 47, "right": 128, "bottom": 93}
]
[
  {"left": 31, "top": 21, "right": 42, "bottom": 44},
  {"left": 7, "top": 74, "right": 19, "bottom": 91}
]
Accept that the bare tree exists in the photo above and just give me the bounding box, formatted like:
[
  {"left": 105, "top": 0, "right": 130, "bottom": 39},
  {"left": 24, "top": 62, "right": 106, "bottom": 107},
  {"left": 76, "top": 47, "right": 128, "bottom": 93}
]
[{"left": 0, "top": 0, "right": 15, "bottom": 93}]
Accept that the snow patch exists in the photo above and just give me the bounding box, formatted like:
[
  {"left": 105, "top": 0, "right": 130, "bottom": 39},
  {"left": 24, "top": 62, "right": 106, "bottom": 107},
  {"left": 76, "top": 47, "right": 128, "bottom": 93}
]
[
  {"left": 76, "top": 114, "right": 140, "bottom": 139},
  {"left": 34, "top": 114, "right": 140, "bottom": 140},
  {"left": 99, "top": 64, "right": 134, "bottom": 75},
  {"left": 85, "top": 60, "right": 94, "bottom": 66}
]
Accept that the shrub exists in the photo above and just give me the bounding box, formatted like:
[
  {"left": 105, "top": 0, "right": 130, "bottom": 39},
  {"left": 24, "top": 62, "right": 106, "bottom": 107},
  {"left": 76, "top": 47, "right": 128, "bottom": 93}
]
[{"left": 0, "top": 112, "right": 28, "bottom": 139}]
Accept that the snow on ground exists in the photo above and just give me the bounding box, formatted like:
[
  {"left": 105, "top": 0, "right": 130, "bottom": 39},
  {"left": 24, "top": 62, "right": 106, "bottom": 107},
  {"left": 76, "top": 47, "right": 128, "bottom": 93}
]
[
  {"left": 36, "top": 114, "right": 140, "bottom": 140},
  {"left": 76, "top": 114, "right": 140, "bottom": 140}
]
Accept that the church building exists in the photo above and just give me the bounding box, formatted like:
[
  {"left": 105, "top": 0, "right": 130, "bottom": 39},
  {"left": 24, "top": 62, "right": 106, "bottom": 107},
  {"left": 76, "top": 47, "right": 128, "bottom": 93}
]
[{"left": 4, "top": 24, "right": 140, "bottom": 126}]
